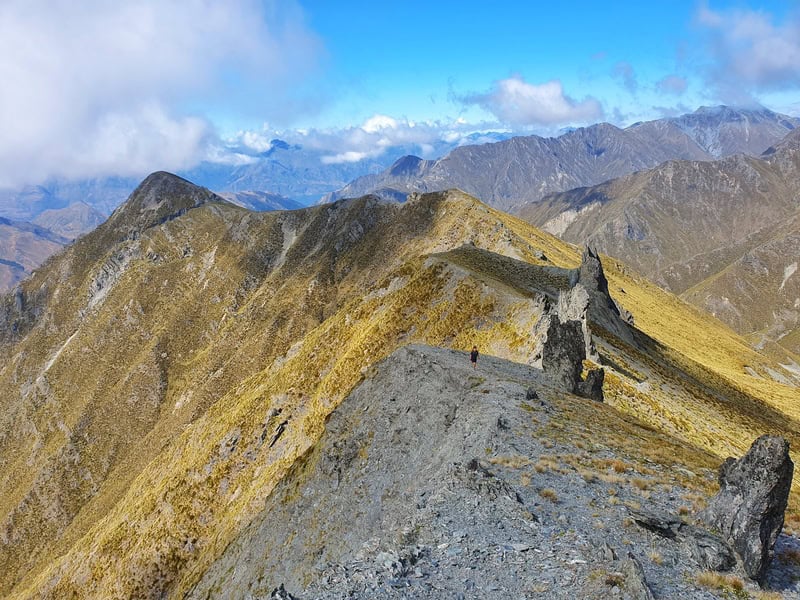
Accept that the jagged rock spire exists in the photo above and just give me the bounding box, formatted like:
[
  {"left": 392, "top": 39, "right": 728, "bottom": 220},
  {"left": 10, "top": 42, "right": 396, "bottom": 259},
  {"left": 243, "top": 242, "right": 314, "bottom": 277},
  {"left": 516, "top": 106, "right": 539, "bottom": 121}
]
[{"left": 577, "top": 245, "right": 617, "bottom": 315}]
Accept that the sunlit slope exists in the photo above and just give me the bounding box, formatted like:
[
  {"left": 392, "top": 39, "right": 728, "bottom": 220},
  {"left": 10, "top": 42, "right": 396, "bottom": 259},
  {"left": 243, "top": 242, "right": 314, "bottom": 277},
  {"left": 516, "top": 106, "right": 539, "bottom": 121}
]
[
  {"left": 1, "top": 174, "right": 798, "bottom": 598},
  {"left": 0, "top": 177, "right": 563, "bottom": 595}
]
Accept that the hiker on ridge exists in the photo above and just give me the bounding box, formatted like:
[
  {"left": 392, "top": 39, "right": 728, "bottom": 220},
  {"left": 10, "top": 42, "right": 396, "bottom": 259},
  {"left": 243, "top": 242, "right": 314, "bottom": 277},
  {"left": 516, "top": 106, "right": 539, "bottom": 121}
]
[{"left": 470, "top": 346, "right": 479, "bottom": 369}]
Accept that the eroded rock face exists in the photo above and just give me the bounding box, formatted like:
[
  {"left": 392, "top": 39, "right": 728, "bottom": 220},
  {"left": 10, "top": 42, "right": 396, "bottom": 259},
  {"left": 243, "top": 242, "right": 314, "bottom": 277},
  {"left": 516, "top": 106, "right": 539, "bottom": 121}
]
[
  {"left": 630, "top": 507, "right": 736, "bottom": 572},
  {"left": 576, "top": 368, "right": 605, "bottom": 402},
  {"left": 700, "top": 435, "right": 794, "bottom": 581},
  {"left": 541, "top": 316, "right": 584, "bottom": 392},
  {"left": 574, "top": 246, "right": 636, "bottom": 340},
  {"left": 539, "top": 314, "right": 605, "bottom": 401}
]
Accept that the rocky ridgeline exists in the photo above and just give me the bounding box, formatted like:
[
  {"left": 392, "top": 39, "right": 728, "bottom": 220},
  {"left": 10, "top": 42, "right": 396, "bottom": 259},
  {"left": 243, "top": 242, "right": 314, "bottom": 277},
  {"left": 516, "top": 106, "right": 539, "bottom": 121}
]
[{"left": 187, "top": 345, "right": 798, "bottom": 599}]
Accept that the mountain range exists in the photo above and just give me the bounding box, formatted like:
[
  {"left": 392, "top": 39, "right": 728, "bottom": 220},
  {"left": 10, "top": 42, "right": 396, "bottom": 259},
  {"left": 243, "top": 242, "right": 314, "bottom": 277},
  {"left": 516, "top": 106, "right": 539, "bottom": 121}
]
[
  {"left": 325, "top": 106, "right": 800, "bottom": 209},
  {"left": 1, "top": 172, "right": 799, "bottom": 598},
  {"left": 1, "top": 105, "right": 796, "bottom": 299},
  {"left": 519, "top": 127, "right": 800, "bottom": 356}
]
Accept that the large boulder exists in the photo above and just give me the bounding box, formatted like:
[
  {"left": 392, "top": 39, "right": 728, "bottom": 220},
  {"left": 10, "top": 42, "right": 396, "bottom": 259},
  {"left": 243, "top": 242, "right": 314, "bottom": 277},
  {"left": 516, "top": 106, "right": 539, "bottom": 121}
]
[{"left": 699, "top": 435, "right": 793, "bottom": 582}]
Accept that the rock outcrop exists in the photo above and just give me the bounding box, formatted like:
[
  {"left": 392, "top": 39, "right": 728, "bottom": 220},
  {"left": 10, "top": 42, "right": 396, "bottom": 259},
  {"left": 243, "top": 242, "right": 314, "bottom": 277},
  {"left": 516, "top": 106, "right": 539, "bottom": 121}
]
[
  {"left": 572, "top": 246, "right": 635, "bottom": 342},
  {"left": 700, "top": 435, "right": 794, "bottom": 581},
  {"left": 580, "top": 553, "right": 655, "bottom": 600},
  {"left": 533, "top": 247, "right": 629, "bottom": 400},
  {"left": 538, "top": 314, "right": 604, "bottom": 401},
  {"left": 630, "top": 507, "right": 736, "bottom": 572}
]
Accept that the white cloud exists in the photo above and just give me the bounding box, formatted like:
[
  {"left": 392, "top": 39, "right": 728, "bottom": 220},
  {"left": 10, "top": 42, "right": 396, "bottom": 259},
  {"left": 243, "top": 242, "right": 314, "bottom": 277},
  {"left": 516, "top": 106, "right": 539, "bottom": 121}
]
[
  {"left": 361, "top": 115, "right": 401, "bottom": 134},
  {"left": 696, "top": 5, "right": 800, "bottom": 100},
  {"left": 227, "top": 115, "right": 508, "bottom": 165},
  {"left": 0, "top": 0, "right": 322, "bottom": 187},
  {"left": 459, "top": 76, "right": 604, "bottom": 126},
  {"left": 320, "top": 151, "right": 371, "bottom": 165}
]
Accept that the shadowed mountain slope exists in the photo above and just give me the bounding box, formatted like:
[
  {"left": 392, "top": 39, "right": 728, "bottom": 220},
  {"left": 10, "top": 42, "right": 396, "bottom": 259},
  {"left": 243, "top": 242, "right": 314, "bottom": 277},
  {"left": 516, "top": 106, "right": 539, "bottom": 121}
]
[
  {"left": 0, "top": 218, "right": 68, "bottom": 292},
  {"left": 519, "top": 127, "right": 800, "bottom": 355},
  {"left": 218, "top": 190, "right": 303, "bottom": 211},
  {"left": 0, "top": 173, "right": 799, "bottom": 598},
  {"left": 31, "top": 202, "right": 106, "bottom": 240}
]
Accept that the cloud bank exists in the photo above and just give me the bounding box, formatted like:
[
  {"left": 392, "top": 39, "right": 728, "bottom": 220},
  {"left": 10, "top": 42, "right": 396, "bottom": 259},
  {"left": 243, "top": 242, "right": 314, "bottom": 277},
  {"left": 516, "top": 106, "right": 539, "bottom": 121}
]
[
  {"left": 225, "top": 115, "right": 508, "bottom": 165},
  {"left": 696, "top": 5, "right": 800, "bottom": 101},
  {"left": 459, "top": 76, "right": 604, "bottom": 127},
  {"left": 0, "top": 0, "right": 322, "bottom": 187}
]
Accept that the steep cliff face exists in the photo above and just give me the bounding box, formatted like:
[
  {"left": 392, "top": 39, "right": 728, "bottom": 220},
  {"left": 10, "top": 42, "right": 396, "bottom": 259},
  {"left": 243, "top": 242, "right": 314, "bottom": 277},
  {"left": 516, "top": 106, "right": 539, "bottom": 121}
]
[{"left": 1, "top": 173, "right": 799, "bottom": 599}]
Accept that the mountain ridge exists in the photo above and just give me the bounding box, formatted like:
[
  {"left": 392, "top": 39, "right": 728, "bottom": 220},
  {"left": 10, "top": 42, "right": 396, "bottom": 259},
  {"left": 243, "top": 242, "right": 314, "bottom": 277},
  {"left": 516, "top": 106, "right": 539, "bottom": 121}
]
[
  {"left": 518, "top": 119, "right": 800, "bottom": 354},
  {"left": 2, "top": 175, "right": 800, "bottom": 598},
  {"left": 324, "top": 106, "right": 800, "bottom": 208}
]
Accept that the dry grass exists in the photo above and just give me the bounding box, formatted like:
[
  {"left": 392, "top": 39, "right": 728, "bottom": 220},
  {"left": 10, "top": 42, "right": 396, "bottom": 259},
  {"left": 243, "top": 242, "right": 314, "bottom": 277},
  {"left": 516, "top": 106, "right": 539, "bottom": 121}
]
[
  {"left": 778, "top": 547, "right": 800, "bottom": 566},
  {"left": 538, "top": 488, "right": 559, "bottom": 503},
  {"left": 610, "top": 459, "right": 629, "bottom": 474},
  {"left": 752, "top": 591, "right": 785, "bottom": 600},
  {"left": 488, "top": 455, "right": 532, "bottom": 469},
  {"left": 647, "top": 549, "right": 663, "bottom": 565},
  {"left": 695, "top": 571, "right": 747, "bottom": 597}
]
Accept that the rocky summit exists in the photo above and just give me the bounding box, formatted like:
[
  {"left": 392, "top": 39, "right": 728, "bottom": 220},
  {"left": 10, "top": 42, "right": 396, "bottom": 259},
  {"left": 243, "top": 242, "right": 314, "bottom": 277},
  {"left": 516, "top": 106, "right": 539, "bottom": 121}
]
[{"left": 1, "top": 173, "right": 800, "bottom": 599}]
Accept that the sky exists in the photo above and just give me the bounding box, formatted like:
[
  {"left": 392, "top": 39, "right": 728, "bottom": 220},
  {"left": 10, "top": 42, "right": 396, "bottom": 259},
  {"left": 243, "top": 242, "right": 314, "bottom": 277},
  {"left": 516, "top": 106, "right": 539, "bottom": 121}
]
[{"left": 1, "top": 0, "right": 800, "bottom": 187}]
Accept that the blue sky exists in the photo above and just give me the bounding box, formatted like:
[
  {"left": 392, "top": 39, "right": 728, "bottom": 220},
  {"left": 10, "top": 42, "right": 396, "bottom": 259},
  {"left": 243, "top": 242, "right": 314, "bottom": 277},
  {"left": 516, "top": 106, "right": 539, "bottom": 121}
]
[{"left": 1, "top": 0, "right": 799, "bottom": 186}]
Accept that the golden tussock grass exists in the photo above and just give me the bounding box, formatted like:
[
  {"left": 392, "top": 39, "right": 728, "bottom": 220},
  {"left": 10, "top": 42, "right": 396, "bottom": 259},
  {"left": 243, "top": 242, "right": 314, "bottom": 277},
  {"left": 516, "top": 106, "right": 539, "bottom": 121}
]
[
  {"left": 538, "top": 488, "right": 559, "bottom": 503},
  {"left": 488, "top": 455, "right": 532, "bottom": 469},
  {"left": 695, "top": 571, "right": 746, "bottom": 596},
  {"left": 5, "top": 190, "right": 800, "bottom": 599}
]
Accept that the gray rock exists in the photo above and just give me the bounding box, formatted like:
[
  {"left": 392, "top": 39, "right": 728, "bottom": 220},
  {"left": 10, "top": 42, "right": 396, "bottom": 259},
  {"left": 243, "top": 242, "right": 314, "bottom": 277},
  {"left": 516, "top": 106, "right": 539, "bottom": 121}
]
[
  {"left": 573, "top": 246, "right": 636, "bottom": 346},
  {"left": 576, "top": 368, "right": 605, "bottom": 402},
  {"left": 699, "top": 435, "right": 794, "bottom": 581},
  {"left": 580, "top": 554, "right": 654, "bottom": 600},
  {"left": 630, "top": 507, "right": 735, "bottom": 571},
  {"left": 685, "top": 527, "right": 737, "bottom": 572},
  {"left": 619, "top": 554, "right": 655, "bottom": 600},
  {"left": 541, "top": 315, "right": 585, "bottom": 394},
  {"left": 630, "top": 508, "right": 682, "bottom": 539},
  {"left": 270, "top": 583, "right": 300, "bottom": 599},
  {"left": 538, "top": 314, "right": 605, "bottom": 401}
]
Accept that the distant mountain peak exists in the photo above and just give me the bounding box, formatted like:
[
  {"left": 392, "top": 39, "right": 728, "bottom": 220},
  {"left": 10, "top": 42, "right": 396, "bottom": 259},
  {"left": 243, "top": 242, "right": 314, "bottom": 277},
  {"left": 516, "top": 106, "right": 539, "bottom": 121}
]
[
  {"left": 259, "top": 138, "right": 300, "bottom": 158},
  {"left": 388, "top": 155, "right": 425, "bottom": 177},
  {"left": 104, "top": 171, "right": 224, "bottom": 239}
]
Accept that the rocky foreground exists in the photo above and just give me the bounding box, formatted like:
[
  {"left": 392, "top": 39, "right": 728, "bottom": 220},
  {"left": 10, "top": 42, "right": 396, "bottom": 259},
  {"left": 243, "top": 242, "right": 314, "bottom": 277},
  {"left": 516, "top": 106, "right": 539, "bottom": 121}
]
[{"left": 188, "top": 345, "right": 800, "bottom": 599}]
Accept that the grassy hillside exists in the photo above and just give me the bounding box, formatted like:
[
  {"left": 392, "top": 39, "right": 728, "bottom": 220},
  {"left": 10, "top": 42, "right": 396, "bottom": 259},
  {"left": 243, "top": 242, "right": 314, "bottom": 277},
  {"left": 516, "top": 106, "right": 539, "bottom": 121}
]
[
  {"left": 1, "top": 175, "right": 798, "bottom": 598},
  {"left": 518, "top": 132, "right": 800, "bottom": 356}
]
